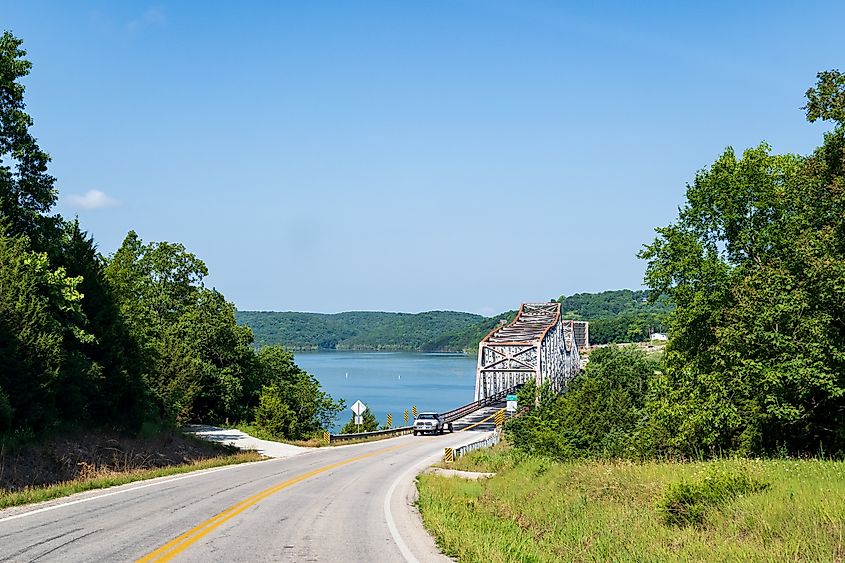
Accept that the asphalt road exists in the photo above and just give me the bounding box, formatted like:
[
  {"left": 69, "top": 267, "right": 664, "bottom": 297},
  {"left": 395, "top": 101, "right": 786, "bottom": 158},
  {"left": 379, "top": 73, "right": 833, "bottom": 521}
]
[{"left": 0, "top": 405, "right": 503, "bottom": 562}]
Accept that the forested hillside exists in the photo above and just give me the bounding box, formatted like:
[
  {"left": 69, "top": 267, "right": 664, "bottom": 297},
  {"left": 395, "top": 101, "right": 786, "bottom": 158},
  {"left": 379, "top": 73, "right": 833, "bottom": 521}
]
[
  {"left": 238, "top": 290, "right": 671, "bottom": 353},
  {"left": 556, "top": 290, "right": 671, "bottom": 344},
  {"left": 236, "top": 311, "right": 485, "bottom": 351},
  {"left": 0, "top": 32, "right": 341, "bottom": 442}
]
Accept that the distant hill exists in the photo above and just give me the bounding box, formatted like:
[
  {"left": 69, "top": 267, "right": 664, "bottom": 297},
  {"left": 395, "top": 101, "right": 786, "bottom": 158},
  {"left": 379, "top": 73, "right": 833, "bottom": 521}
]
[
  {"left": 556, "top": 290, "right": 671, "bottom": 344},
  {"left": 237, "top": 290, "right": 673, "bottom": 353},
  {"left": 236, "top": 310, "right": 485, "bottom": 351}
]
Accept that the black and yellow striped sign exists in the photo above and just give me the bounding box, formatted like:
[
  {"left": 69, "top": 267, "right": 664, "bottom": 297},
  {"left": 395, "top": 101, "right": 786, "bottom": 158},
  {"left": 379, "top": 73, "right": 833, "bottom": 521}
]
[
  {"left": 386, "top": 413, "right": 393, "bottom": 428},
  {"left": 323, "top": 430, "right": 329, "bottom": 443},
  {"left": 412, "top": 405, "right": 417, "bottom": 418},
  {"left": 444, "top": 448, "right": 454, "bottom": 463},
  {"left": 404, "top": 409, "right": 409, "bottom": 424},
  {"left": 495, "top": 409, "right": 506, "bottom": 426}
]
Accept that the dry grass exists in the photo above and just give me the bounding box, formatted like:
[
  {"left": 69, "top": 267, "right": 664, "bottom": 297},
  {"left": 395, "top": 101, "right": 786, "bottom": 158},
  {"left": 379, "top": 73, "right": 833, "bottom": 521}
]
[{"left": 0, "top": 451, "right": 263, "bottom": 510}]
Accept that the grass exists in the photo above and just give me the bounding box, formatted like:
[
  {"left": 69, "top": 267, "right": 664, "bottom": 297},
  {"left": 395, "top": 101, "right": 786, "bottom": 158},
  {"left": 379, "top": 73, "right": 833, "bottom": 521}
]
[
  {"left": 417, "top": 444, "right": 845, "bottom": 562},
  {"left": 0, "top": 451, "right": 263, "bottom": 510}
]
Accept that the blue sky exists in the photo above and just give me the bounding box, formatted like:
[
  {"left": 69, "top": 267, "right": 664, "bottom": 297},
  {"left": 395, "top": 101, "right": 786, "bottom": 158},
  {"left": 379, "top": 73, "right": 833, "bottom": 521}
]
[{"left": 4, "top": 1, "right": 842, "bottom": 315}]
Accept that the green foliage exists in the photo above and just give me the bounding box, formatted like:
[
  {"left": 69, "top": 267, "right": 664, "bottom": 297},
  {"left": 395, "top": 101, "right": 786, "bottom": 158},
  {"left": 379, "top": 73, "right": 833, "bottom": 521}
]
[
  {"left": 253, "top": 346, "right": 343, "bottom": 439},
  {"left": 340, "top": 406, "right": 379, "bottom": 433},
  {"left": 507, "top": 346, "right": 658, "bottom": 460},
  {"left": 237, "top": 310, "right": 486, "bottom": 351},
  {"left": 0, "top": 31, "right": 59, "bottom": 249},
  {"left": 657, "top": 467, "right": 768, "bottom": 527},
  {"left": 558, "top": 290, "right": 671, "bottom": 344},
  {"left": 804, "top": 69, "right": 845, "bottom": 126},
  {"left": 640, "top": 113, "right": 845, "bottom": 456},
  {"left": 0, "top": 230, "right": 89, "bottom": 429}
]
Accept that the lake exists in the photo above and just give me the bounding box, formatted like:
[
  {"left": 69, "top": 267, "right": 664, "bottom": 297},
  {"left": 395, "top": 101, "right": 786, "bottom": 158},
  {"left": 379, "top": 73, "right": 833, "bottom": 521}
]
[{"left": 294, "top": 351, "right": 476, "bottom": 431}]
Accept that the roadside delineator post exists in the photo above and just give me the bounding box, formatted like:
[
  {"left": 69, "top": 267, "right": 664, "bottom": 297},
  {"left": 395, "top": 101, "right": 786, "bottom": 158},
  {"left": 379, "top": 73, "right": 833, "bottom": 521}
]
[
  {"left": 412, "top": 405, "right": 417, "bottom": 419},
  {"left": 404, "top": 410, "right": 409, "bottom": 424},
  {"left": 444, "top": 448, "right": 454, "bottom": 463},
  {"left": 494, "top": 409, "right": 506, "bottom": 427},
  {"left": 323, "top": 430, "right": 330, "bottom": 444},
  {"left": 386, "top": 413, "right": 393, "bottom": 428}
]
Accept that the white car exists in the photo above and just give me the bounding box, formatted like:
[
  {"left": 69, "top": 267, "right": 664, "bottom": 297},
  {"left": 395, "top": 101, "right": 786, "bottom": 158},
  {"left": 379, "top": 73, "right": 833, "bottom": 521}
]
[{"left": 413, "top": 412, "right": 453, "bottom": 435}]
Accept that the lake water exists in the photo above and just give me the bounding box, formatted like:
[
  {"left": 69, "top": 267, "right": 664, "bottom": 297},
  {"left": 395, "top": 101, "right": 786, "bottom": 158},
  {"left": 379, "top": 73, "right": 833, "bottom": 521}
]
[{"left": 294, "top": 351, "right": 476, "bottom": 431}]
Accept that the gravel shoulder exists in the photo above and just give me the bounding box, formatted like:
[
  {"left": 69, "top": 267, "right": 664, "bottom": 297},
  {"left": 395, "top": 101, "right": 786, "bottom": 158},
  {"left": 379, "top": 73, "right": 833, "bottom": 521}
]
[{"left": 185, "top": 424, "right": 307, "bottom": 458}]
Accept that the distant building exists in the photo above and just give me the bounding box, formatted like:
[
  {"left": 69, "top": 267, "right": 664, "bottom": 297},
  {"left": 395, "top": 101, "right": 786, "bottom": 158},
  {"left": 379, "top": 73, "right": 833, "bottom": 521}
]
[{"left": 651, "top": 332, "right": 668, "bottom": 341}]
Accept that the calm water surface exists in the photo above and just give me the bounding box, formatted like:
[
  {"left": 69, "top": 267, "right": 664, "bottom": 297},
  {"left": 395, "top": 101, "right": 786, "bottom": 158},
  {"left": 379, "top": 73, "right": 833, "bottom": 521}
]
[{"left": 294, "top": 351, "right": 476, "bottom": 431}]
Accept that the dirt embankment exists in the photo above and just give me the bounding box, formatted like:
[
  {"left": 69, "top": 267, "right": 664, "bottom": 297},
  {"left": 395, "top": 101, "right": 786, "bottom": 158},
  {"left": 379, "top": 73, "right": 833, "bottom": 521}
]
[{"left": 0, "top": 431, "right": 234, "bottom": 491}]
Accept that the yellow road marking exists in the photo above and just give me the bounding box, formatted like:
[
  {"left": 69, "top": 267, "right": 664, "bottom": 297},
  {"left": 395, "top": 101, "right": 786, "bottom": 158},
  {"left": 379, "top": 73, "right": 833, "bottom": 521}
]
[
  {"left": 460, "top": 411, "right": 498, "bottom": 432},
  {"left": 137, "top": 443, "right": 408, "bottom": 562}
]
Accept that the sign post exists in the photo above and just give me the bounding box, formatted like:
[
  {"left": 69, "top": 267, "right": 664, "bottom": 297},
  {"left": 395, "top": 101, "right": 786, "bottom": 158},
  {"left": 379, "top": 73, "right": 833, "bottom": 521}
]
[{"left": 351, "top": 400, "right": 367, "bottom": 433}]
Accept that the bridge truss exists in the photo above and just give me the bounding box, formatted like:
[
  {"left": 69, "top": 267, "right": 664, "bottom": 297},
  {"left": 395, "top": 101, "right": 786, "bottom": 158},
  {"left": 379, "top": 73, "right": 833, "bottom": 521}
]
[{"left": 474, "top": 303, "right": 589, "bottom": 401}]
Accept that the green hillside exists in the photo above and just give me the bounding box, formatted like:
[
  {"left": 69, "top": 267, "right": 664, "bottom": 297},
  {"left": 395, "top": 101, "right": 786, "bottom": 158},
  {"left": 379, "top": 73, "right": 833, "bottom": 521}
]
[
  {"left": 236, "top": 310, "right": 485, "bottom": 351},
  {"left": 238, "top": 290, "right": 672, "bottom": 352},
  {"left": 556, "top": 290, "right": 672, "bottom": 344}
]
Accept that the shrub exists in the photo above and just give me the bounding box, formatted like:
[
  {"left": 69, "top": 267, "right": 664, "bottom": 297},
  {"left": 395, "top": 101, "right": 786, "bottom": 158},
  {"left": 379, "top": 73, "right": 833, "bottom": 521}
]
[{"left": 657, "top": 466, "right": 769, "bottom": 527}]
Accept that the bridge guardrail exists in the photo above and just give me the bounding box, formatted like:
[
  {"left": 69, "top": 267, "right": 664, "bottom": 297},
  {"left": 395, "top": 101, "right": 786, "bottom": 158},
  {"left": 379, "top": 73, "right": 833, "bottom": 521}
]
[
  {"left": 328, "top": 385, "right": 521, "bottom": 444},
  {"left": 440, "top": 385, "right": 520, "bottom": 423},
  {"left": 329, "top": 425, "right": 414, "bottom": 444},
  {"left": 453, "top": 428, "right": 502, "bottom": 459}
]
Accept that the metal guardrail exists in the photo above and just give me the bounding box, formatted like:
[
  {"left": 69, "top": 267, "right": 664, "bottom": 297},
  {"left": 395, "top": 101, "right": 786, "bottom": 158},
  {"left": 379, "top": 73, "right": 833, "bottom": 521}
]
[
  {"left": 440, "top": 385, "right": 520, "bottom": 424},
  {"left": 328, "top": 385, "right": 521, "bottom": 444},
  {"left": 329, "top": 425, "right": 413, "bottom": 444},
  {"left": 454, "top": 428, "right": 502, "bottom": 459}
]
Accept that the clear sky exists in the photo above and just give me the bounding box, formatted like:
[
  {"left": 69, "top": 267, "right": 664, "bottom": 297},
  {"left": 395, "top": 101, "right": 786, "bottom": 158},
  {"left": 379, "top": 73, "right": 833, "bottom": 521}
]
[{"left": 3, "top": 1, "right": 842, "bottom": 315}]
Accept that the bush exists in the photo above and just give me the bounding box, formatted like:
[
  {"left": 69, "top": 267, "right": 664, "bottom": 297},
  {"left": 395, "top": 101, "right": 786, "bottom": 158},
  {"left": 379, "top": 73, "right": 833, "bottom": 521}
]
[
  {"left": 657, "top": 466, "right": 769, "bottom": 527},
  {"left": 253, "top": 385, "right": 297, "bottom": 439}
]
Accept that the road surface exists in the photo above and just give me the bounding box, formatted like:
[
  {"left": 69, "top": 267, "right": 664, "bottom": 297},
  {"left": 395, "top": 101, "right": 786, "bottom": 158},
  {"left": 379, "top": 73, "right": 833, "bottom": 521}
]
[{"left": 0, "top": 405, "right": 503, "bottom": 562}]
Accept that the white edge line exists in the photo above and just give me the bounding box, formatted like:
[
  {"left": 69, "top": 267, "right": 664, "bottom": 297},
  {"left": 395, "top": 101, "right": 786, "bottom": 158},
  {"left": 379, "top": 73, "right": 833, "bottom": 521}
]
[
  {"left": 384, "top": 429, "right": 495, "bottom": 563},
  {"left": 384, "top": 450, "right": 439, "bottom": 563},
  {"left": 0, "top": 457, "right": 276, "bottom": 524}
]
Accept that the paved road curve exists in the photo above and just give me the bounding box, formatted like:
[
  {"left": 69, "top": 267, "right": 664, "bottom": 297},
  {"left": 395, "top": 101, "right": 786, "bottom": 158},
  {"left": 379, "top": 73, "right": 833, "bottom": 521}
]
[{"left": 0, "top": 406, "right": 503, "bottom": 562}]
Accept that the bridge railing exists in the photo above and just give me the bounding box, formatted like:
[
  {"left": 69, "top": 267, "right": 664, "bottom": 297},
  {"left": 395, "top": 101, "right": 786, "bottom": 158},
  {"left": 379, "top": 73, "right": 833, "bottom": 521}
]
[
  {"left": 328, "top": 385, "right": 520, "bottom": 444},
  {"left": 329, "top": 425, "right": 413, "bottom": 444},
  {"left": 441, "top": 385, "right": 519, "bottom": 423},
  {"left": 453, "top": 428, "right": 502, "bottom": 459}
]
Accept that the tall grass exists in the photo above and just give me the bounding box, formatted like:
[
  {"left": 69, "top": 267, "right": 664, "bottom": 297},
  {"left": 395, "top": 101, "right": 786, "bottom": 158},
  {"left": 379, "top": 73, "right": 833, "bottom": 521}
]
[{"left": 418, "top": 445, "right": 845, "bottom": 562}]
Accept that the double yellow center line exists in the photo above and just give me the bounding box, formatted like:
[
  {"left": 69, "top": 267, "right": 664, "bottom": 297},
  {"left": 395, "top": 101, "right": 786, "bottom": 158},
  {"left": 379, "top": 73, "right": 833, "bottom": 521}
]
[{"left": 137, "top": 443, "right": 408, "bottom": 562}]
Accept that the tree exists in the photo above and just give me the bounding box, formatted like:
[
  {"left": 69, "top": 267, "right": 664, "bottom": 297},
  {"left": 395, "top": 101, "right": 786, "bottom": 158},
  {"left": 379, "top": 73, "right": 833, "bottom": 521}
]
[
  {"left": 0, "top": 229, "right": 89, "bottom": 429},
  {"left": 639, "top": 73, "right": 845, "bottom": 456},
  {"left": 805, "top": 69, "right": 845, "bottom": 126},
  {"left": 0, "top": 32, "right": 59, "bottom": 249},
  {"left": 340, "top": 406, "right": 378, "bottom": 434},
  {"left": 252, "top": 345, "right": 343, "bottom": 439},
  {"left": 507, "top": 346, "right": 658, "bottom": 460}
]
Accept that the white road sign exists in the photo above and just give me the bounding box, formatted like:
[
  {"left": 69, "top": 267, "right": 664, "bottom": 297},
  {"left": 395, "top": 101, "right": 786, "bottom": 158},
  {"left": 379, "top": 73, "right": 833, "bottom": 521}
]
[{"left": 351, "top": 400, "right": 367, "bottom": 416}]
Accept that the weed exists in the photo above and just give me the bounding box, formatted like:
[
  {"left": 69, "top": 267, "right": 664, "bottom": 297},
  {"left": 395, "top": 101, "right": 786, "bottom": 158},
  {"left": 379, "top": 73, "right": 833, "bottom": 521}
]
[{"left": 657, "top": 466, "right": 769, "bottom": 527}]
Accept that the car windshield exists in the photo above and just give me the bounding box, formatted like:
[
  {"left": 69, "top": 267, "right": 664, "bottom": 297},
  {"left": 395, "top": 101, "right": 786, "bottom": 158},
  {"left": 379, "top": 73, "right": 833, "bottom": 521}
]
[{"left": 417, "top": 414, "right": 437, "bottom": 420}]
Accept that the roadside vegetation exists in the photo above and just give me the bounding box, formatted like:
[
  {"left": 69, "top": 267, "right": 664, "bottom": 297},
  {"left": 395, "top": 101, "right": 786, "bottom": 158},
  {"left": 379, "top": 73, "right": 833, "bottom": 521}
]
[
  {"left": 418, "top": 445, "right": 845, "bottom": 562},
  {"left": 0, "top": 451, "right": 261, "bottom": 510},
  {"left": 419, "top": 70, "right": 845, "bottom": 561},
  {"left": 0, "top": 31, "right": 342, "bottom": 494}
]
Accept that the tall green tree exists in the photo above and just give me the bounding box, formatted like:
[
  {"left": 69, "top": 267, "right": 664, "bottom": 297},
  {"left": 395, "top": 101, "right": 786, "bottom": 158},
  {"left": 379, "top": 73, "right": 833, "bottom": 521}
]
[
  {"left": 639, "top": 72, "right": 845, "bottom": 456},
  {"left": 0, "top": 31, "right": 59, "bottom": 249}
]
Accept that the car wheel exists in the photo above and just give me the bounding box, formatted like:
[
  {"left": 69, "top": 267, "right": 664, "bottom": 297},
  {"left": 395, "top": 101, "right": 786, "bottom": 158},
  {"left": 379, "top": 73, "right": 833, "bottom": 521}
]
[
  {"left": 449, "top": 423, "right": 453, "bottom": 433},
  {"left": 413, "top": 430, "right": 418, "bottom": 436}
]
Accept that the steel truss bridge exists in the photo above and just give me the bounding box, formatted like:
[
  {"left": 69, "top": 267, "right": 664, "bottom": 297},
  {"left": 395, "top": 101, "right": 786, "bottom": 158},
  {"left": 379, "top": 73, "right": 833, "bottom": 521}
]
[{"left": 474, "top": 303, "right": 589, "bottom": 401}]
